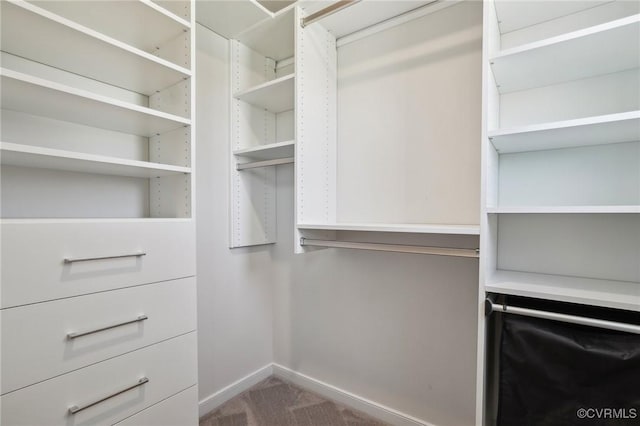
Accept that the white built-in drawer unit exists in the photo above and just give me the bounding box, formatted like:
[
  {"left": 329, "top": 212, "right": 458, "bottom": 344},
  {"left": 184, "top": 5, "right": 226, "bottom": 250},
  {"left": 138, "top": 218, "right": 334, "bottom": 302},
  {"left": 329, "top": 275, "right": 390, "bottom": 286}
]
[
  {"left": 0, "top": 332, "right": 197, "bottom": 426},
  {"left": 114, "top": 385, "right": 199, "bottom": 426},
  {"left": 0, "top": 220, "right": 195, "bottom": 308},
  {"left": 0, "top": 0, "right": 197, "bottom": 423},
  {"left": 1, "top": 277, "right": 196, "bottom": 394}
]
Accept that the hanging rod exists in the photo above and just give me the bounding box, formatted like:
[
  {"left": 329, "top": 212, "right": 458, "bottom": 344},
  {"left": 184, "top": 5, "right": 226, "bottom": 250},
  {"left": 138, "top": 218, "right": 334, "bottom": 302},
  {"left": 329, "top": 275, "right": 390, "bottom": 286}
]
[
  {"left": 301, "top": 0, "right": 362, "bottom": 28},
  {"left": 485, "top": 299, "right": 640, "bottom": 335},
  {"left": 236, "top": 157, "right": 294, "bottom": 171},
  {"left": 300, "top": 238, "right": 479, "bottom": 258}
]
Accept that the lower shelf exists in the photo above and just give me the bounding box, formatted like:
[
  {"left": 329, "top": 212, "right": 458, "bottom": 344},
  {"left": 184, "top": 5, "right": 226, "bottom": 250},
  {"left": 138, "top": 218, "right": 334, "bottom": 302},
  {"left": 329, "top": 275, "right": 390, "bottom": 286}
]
[
  {"left": 234, "top": 73, "right": 295, "bottom": 114},
  {"left": 297, "top": 222, "right": 480, "bottom": 235},
  {"left": 1, "top": 142, "right": 190, "bottom": 178},
  {"left": 233, "top": 140, "right": 294, "bottom": 160},
  {"left": 487, "top": 206, "right": 640, "bottom": 214},
  {"left": 486, "top": 270, "right": 640, "bottom": 312},
  {"left": 488, "top": 111, "right": 640, "bottom": 154}
]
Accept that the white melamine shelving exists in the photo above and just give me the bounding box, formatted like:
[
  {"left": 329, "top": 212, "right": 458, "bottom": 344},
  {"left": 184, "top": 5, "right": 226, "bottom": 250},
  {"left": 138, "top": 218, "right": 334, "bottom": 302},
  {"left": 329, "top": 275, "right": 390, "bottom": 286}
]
[
  {"left": 489, "top": 111, "right": 640, "bottom": 153},
  {"left": 196, "top": 0, "right": 272, "bottom": 40},
  {"left": 228, "top": 4, "right": 295, "bottom": 248},
  {"left": 300, "top": 0, "right": 435, "bottom": 40},
  {"left": 490, "top": 14, "right": 640, "bottom": 93},
  {"left": 30, "top": 0, "right": 190, "bottom": 51},
  {"left": 1, "top": 68, "right": 190, "bottom": 137},
  {"left": 297, "top": 223, "right": 480, "bottom": 235},
  {"left": 493, "top": 0, "right": 611, "bottom": 34},
  {"left": 1, "top": 0, "right": 198, "bottom": 419},
  {"left": 233, "top": 140, "right": 294, "bottom": 160},
  {"left": 236, "top": 7, "right": 295, "bottom": 61},
  {"left": 294, "top": 2, "right": 482, "bottom": 253},
  {"left": 0, "top": 218, "right": 194, "bottom": 225},
  {"left": 479, "top": 2, "right": 640, "bottom": 422},
  {"left": 1, "top": 0, "right": 191, "bottom": 95},
  {"left": 234, "top": 74, "right": 295, "bottom": 113},
  {"left": 197, "top": 1, "right": 294, "bottom": 60},
  {"left": 0, "top": 142, "right": 191, "bottom": 179},
  {"left": 487, "top": 206, "right": 640, "bottom": 214},
  {"left": 486, "top": 270, "right": 640, "bottom": 312}
]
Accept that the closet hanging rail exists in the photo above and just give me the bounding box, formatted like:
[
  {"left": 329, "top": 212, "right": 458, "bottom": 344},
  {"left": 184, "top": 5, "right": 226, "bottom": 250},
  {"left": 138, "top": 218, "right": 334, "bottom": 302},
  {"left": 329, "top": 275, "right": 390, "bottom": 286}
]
[
  {"left": 236, "top": 157, "right": 294, "bottom": 171},
  {"left": 300, "top": 238, "right": 479, "bottom": 258},
  {"left": 300, "top": 0, "right": 362, "bottom": 28},
  {"left": 485, "top": 299, "right": 640, "bottom": 335}
]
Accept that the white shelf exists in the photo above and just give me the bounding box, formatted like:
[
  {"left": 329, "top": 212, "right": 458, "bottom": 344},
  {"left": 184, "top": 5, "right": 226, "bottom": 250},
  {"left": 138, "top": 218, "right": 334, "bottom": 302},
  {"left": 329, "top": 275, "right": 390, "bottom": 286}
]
[
  {"left": 488, "top": 206, "right": 640, "bottom": 214},
  {"left": 0, "top": 142, "right": 191, "bottom": 179},
  {"left": 490, "top": 14, "right": 640, "bottom": 93},
  {"left": 486, "top": 270, "right": 640, "bottom": 312},
  {"left": 1, "top": 68, "right": 190, "bottom": 137},
  {"left": 197, "top": 2, "right": 293, "bottom": 59},
  {"left": 256, "top": 1, "right": 292, "bottom": 14},
  {"left": 196, "top": 0, "right": 272, "bottom": 39},
  {"left": 300, "top": 0, "right": 435, "bottom": 40},
  {"left": 488, "top": 111, "right": 640, "bottom": 154},
  {"left": 31, "top": 0, "right": 190, "bottom": 51},
  {"left": 493, "top": 0, "right": 610, "bottom": 34},
  {"left": 297, "top": 223, "right": 480, "bottom": 235},
  {"left": 233, "top": 140, "right": 295, "bottom": 160},
  {"left": 1, "top": 0, "right": 191, "bottom": 96},
  {"left": 0, "top": 218, "right": 193, "bottom": 226},
  {"left": 234, "top": 74, "right": 295, "bottom": 113},
  {"left": 237, "top": 7, "right": 295, "bottom": 61}
]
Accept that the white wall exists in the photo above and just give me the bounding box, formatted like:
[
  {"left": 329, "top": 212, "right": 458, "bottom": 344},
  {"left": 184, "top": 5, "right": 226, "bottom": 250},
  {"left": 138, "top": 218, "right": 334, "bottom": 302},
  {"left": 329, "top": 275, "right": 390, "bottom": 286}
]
[
  {"left": 196, "top": 23, "right": 274, "bottom": 405},
  {"left": 337, "top": 1, "right": 483, "bottom": 226},
  {"left": 272, "top": 164, "right": 479, "bottom": 426}
]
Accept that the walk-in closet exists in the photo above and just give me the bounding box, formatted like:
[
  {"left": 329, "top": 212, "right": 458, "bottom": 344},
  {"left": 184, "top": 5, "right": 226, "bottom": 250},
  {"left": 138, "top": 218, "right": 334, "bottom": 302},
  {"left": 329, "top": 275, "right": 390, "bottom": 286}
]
[{"left": 1, "top": 1, "right": 638, "bottom": 425}]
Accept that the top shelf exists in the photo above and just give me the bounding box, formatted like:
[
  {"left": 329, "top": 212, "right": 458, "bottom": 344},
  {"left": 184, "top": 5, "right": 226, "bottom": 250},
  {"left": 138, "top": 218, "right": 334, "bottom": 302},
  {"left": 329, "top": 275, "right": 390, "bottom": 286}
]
[
  {"left": 490, "top": 14, "right": 640, "bottom": 93},
  {"left": 196, "top": 0, "right": 272, "bottom": 39},
  {"left": 299, "top": 0, "right": 435, "bottom": 40},
  {"left": 237, "top": 7, "right": 295, "bottom": 61},
  {"left": 1, "top": 0, "right": 191, "bottom": 96},
  {"left": 298, "top": 222, "right": 480, "bottom": 235},
  {"left": 197, "top": 1, "right": 294, "bottom": 61},
  {"left": 30, "top": 0, "right": 190, "bottom": 52},
  {"left": 493, "top": 0, "right": 610, "bottom": 34}
]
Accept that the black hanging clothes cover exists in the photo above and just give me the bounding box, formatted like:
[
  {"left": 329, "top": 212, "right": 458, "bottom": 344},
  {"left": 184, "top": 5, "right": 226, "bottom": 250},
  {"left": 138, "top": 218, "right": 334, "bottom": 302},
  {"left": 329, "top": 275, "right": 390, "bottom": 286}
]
[{"left": 497, "top": 303, "right": 640, "bottom": 426}]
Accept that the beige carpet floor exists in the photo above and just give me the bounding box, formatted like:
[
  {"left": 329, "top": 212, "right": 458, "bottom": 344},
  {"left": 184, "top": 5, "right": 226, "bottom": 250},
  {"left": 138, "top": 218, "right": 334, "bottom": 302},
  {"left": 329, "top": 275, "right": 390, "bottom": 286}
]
[{"left": 199, "top": 376, "right": 389, "bottom": 426}]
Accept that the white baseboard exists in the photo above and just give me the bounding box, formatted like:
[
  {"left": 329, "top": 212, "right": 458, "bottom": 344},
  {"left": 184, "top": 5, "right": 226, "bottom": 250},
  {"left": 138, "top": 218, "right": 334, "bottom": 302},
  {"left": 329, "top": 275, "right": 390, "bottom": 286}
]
[
  {"left": 198, "top": 364, "right": 273, "bottom": 417},
  {"left": 271, "top": 363, "right": 435, "bottom": 426}
]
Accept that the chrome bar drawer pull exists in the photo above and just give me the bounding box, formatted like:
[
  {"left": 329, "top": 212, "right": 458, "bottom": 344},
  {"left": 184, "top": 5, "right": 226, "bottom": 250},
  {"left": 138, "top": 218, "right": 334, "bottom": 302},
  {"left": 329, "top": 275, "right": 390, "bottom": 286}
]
[
  {"left": 63, "top": 252, "right": 146, "bottom": 264},
  {"left": 67, "top": 315, "right": 148, "bottom": 339},
  {"left": 68, "top": 377, "right": 149, "bottom": 415}
]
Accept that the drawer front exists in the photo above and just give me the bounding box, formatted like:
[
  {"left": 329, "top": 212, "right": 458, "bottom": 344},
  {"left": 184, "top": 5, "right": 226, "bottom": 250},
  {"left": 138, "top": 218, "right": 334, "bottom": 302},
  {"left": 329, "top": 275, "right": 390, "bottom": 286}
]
[
  {"left": 114, "top": 385, "right": 198, "bottom": 426},
  {"left": 1, "top": 220, "right": 195, "bottom": 308},
  {"left": 1, "top": 332, "right": 197, "bottom": 426},
  {"left": 1, "top": 277, "right": 196, "bottom": 395}
]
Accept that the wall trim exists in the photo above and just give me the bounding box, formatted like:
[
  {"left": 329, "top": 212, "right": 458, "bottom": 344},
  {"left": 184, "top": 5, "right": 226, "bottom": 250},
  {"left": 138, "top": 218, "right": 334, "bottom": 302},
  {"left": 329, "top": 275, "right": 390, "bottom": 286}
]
[
  {"left": 199, "top": 363, "right": 436, "bottom": 425},
  {"left": 198, "top": 364, "right": 273, "bottom": 417},
  {"left": 272, "top": 363, "right": 436, "bottom": 426}
]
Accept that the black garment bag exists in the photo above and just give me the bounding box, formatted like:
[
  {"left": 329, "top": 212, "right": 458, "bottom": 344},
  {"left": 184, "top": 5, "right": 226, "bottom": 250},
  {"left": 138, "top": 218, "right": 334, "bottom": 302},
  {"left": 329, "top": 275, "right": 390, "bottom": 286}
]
[{"left": 497, "top": 298, "right": 640, "bottom": 426}]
